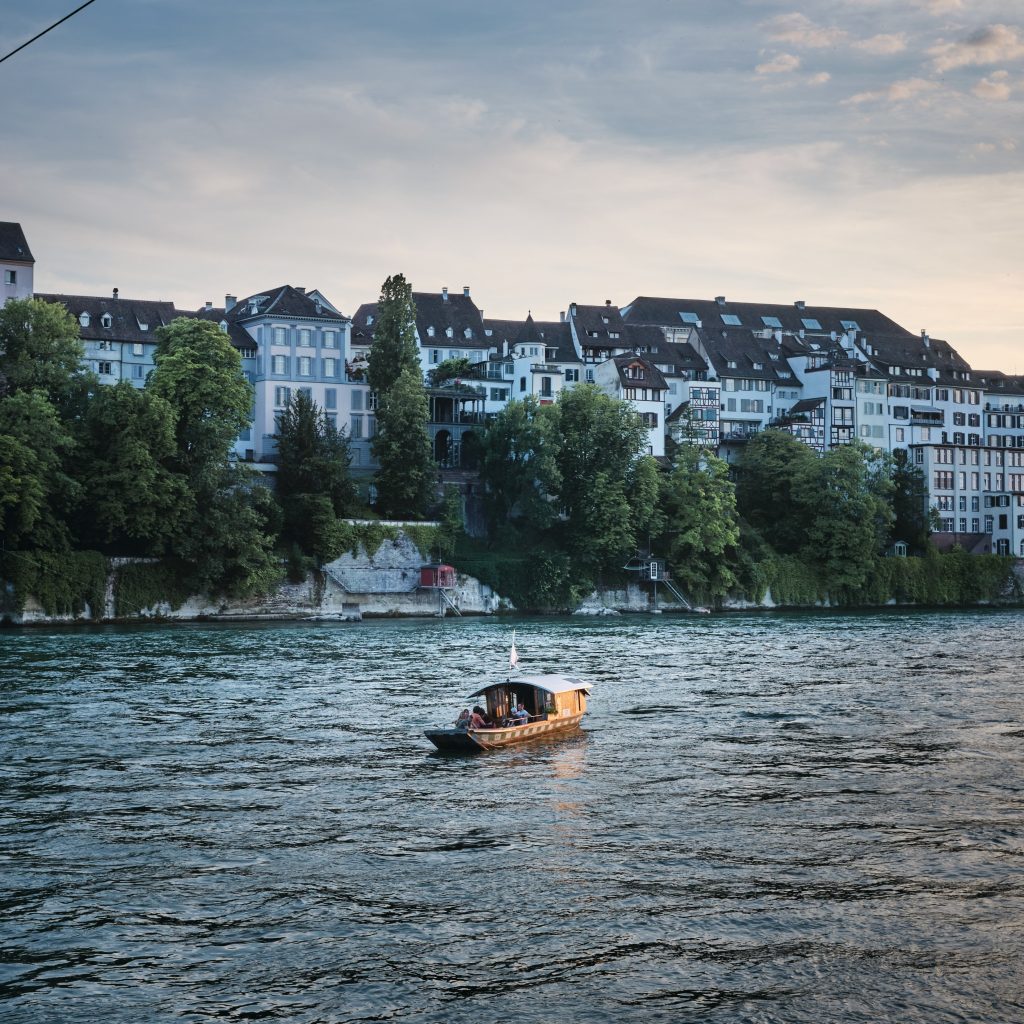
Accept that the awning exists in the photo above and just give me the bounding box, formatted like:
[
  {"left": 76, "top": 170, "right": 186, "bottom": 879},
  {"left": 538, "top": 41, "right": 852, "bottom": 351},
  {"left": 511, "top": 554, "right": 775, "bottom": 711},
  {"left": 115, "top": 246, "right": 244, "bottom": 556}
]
[{"left": 467, "top": 674, "right": 593, "bottom": 698}]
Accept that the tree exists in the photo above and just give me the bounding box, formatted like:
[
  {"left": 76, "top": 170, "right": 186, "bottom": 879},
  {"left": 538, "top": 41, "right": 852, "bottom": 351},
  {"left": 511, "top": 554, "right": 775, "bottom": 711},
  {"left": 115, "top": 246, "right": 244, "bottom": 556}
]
[
  {"left": 478, "top": 397, "right": 560, "bottom": 534},
  {"left": 275, "top": 391, "right": 355, "bottom": 516},
  {"left": 428, "top": 357, "right": 472, "bottom": 387},
  {"left": 273, "top": 391, "right": 356, "bottom": 561},
  {"left": 0, "top": 297, "right": 93, "bottom": 418},
  {"left": 890, "top": 447, "right": 932, "bottom": 552},
  {"left": 791, "top": 442, "right": 892, "bottom": 594},
  {"left": 367, "top": 274, "right": 419, "bottom": 397},
  {"left": 658, "top": 447, "right": 740, "bottom": 601},
  {"left": 0, "top": 390, "right": 79, "bottom": 550},
  {"left": 75, "top": 382, "right": 190, "bottom": 553},
  {"left": 149, "top": 318, "right": 253, "bottom": 490},
  {"left": 372, "top": 368, "right": 435, "bottom": 518},
  {"left": 545, "top": 385, "right": 650, "bottom": 574},
  {"left": 735, "top": 429, "right": 817, "bottom": 552}
]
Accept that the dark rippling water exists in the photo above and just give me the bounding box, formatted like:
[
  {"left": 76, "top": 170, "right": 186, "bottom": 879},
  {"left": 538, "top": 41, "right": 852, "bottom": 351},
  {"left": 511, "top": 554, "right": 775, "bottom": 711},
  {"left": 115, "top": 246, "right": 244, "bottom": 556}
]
[{"left": 2, "top": 610, "right": 1024, "bottom": 1023}]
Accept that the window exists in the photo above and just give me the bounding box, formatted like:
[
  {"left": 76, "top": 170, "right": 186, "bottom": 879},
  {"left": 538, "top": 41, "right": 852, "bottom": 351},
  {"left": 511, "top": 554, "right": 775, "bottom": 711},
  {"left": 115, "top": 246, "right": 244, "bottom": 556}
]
[
  {"left": 98, "top": 361, "right": 112, "bottom": 375},
  {"left": 960, "top": 518, "right": 967, "bottom": 532},
  {"left": 101, "top": 313, "right": 112, "bottom": 328},
  {"left": 273, "top": 327, "right": 287, "bottom": 344},
  {"left": 352, "top": 390, "right": 363, "bottom": 411},
  {"left": 679, "top": 311, "right": 700, "bottom": 324},
  {"left": 3, "top": 270, "right": 16, "bottom": 285},
  {"left": 430, "top": 349, "right": 441, "bottom": 365},
  {"left": 79, "top": 312, "right": 90, "bottom": 326},
  {"left": 801, "top": 318, "right": 821, "bottom": 330},
  {"left": 350, "top": 415, "right": 363, "bottom": 439},
  {"left": 325, "top": 413, "right": 337, "bottom": 429},
  {"left": 585, "top": 369, "right": 594, "bottom": 383},
  {"left": 299, "top": 356, "right": 312, "bottom": 376},
  {"left": 323, "top": 358, "right": 336, "bottom": 377},
  {"left": 324, "top": 331, "right": 337, "bottom": 349},
  {"left": 299, "top": 328, "right": 311, "bottom": 346},
  {"left": 325, "top": 389, "right": 337, "bottom": 410},
  {"left": 840, "top": 320, "right": 860, "bottom": 331},
  {"left": 272, "top": 355, "right": 287, "bottom": 374},
  {"left": 641, "top": 412, "right": 659, "bottom": 428},
  {"left": 565, "top": 368, "right": 579, "bottom": 383},
  {"left": 933, "top": 471, "right": 954, "bottom": 490},
  {"left": 895, "top": 428, "right": 905, "bottom": 442},
  {"left": 132, "top": 364, "right": 144, "bottom": 379},
  {"left": 833, "top": 408, "right": 853, "bottom": 425},
  {"left": 490, "top": 387, "right": 509, "bottom": 401},
  {"left": 367, "top": 416, "right": 376, "bottom": 439},
  {"left": 274, "top": 386, "right": 291, "bottom": 408},
  {"left": 131, "top": 343, "right": 143, "bottom": 356},
  {"left": 721, "top": 314, "right": 741, "bottom": 326},
  {"left": 519, "top": 377, "right": 526, "bottom": 393},
  {"left": 761, "top": 316, "right": 782, "bottom": 329}
]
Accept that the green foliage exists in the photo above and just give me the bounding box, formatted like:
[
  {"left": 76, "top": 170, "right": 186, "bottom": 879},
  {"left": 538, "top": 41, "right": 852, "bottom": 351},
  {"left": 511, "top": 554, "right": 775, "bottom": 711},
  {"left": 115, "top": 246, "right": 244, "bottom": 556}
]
[
  {"left": 757, "top": 553, "right": 829, "bottom": 607},
  {"left": 75, "top": 382, "right": 189, "bottom": 553},
  {"left": 367, "top": 273, "right": 419, "bottom": 397},
  {"left": 372, "top": 368, "right": 435, "bottom": 518},
  {"left": 0, "top": 550, "right": 107, "bottom": 617},
  {"left": 0, "top": 390, "right": 79, "bottom": 550},
  {"left": 0, "top": 297, "right": 92, "bottom": 414},
  {"left": 149, "top": 318, "right": 253, "bottom": 490},
  {"left": 112, "top": 559, "right": 194, "bottom": 617},
  {"left": 659, "top": 447, "right": 740, "bottom": 603},
  {"left": 428, "top": 357, "right": 473, "bottom": 387},
  {"left": 890, "top": 447, "right": 931, "bottom": 552},
  {"left": 403, "top": 523, "right": 444, "bottom": 560},
  {"left": 735, "top": 430, "right": 817, "bottom": 553}
]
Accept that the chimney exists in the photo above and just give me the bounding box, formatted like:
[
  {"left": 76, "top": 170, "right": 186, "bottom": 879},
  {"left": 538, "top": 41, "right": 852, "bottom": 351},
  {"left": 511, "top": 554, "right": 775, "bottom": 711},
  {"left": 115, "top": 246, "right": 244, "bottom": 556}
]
[
  {"left": 225, "top": 294, "right": 237, "bottom": 312},
  {"left": 560, "top": 311, "right": 565, "bottom": 322},
  {"left": 921, "top": 329, "right": 930, "bottom": 348},
  {"left": 605, "top": 299, "right": 611, "bottom": 307},
  {"left": 794, "top": 300, "right": 805, "bottom": 310},
  {"left": 442, "top": 286, "right": 449, "bottom": 302},
  {"left": 204, "top": 300, "right": 213, "bottom": 311},
  {"left": 715, "top": 295, "right": 726, "bottom": 306},
  {"left": 570, "top": 302, "right": 578, "bottom": 316},
  {"left": 113, "top": 287, "right": 119, "bottom": 300},
  {"left": 296, "top": 287, "right": 305, "bottom": 295},
  {"left": 463, "top": 286, "right": 470, "bottom": 297}
]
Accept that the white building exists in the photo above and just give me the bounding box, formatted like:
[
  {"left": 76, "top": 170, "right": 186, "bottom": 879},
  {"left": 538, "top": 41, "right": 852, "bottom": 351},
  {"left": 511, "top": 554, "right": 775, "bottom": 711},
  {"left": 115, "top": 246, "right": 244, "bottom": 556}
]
[{"left": 0, "top": 222, "right": 34, "bottom": 304}]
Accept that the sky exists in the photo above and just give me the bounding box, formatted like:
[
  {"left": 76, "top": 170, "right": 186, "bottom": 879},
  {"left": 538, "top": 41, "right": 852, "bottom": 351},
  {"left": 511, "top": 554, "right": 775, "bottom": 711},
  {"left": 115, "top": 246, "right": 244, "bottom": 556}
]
[{"left": 3, "top": 0, "right": 1023, "bottom": 369}]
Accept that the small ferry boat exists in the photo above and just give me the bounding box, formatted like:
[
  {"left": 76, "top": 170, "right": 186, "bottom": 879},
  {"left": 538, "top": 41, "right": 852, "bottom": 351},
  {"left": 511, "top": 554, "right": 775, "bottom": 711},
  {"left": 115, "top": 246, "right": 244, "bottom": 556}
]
[{"left": 424, "top": 673, "right": 592, "bottom": 753}]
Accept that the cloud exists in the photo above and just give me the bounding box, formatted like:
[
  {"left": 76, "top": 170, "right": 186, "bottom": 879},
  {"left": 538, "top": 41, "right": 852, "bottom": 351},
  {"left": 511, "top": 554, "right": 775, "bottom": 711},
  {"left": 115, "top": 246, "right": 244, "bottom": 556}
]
[
  {"left": 756, "top": 52, "right": 801, "bottom": 75},
  {"left": 808, "top": 72, "right": 831, "bottom": 86},
  {"left": 844, "top": 78, "right": 940, "bottom": 105},
  {"left": 914, "top": 0, "right": 963, "bottom": 13},
  {"left": 763, "top": 12, "right": 845, "bottom": 48},
  {"left": 930, "top": 25, "right": 1024, "bottom": 73},
  {"left": 972, "top": 71, "right": 1012, "bottom": 101},
  {"left": 853, "top": 34, "right": 908, "bottom": 56}
]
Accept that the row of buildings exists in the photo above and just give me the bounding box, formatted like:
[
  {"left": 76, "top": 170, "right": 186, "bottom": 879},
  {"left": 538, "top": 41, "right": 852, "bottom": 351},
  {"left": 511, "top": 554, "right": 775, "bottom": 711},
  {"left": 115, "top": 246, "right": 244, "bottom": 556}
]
[{"left": 3, "top": 221, "right": 1023, "bottom": 557}]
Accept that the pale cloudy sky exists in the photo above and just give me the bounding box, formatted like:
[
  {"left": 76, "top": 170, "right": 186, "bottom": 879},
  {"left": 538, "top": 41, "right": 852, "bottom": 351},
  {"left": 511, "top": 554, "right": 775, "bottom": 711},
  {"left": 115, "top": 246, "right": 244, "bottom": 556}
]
[{"left": 4, "top": 0, "right": 1023, "bottom": 368}]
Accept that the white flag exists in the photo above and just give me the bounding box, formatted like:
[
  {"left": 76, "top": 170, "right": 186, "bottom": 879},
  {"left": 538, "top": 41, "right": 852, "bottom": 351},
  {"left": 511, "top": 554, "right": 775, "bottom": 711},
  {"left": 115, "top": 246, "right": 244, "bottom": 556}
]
[{"left": 509, "top": 633, "right": 519, "bottom": 670}]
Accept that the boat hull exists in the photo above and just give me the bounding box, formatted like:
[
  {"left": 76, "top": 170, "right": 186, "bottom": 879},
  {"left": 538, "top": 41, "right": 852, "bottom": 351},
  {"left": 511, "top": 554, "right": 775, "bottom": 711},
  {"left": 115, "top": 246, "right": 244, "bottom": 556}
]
[{"left": 424, "top": 713, "right": 584, "bottom": 753}]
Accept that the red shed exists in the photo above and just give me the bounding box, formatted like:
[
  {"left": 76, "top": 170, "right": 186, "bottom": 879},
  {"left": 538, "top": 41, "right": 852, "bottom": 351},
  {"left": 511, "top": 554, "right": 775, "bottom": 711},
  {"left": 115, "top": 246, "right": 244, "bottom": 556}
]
[{"left": 420, "top": 563, "right": 456, "bottom": 589}]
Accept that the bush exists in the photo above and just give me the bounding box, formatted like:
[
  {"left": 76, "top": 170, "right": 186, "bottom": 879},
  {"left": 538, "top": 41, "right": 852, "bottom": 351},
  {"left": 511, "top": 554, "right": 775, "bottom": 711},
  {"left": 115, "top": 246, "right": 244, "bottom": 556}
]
[{"left": 1, "top": 550, "right": 108, "bottom": 617}]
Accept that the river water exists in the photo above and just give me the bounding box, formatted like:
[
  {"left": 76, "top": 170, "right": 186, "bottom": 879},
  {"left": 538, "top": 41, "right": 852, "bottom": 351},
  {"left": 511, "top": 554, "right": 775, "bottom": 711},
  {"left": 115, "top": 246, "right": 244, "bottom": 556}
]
[{"left": 2, "top": 610, "right": 1023, "bottom": 1023}]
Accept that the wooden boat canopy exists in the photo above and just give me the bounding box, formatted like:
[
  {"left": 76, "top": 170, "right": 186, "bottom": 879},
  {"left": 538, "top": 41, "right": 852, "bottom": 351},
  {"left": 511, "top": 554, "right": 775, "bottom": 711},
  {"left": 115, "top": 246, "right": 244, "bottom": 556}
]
[{"left": 466, "top": 674, "right": 593, "bottom": 699}]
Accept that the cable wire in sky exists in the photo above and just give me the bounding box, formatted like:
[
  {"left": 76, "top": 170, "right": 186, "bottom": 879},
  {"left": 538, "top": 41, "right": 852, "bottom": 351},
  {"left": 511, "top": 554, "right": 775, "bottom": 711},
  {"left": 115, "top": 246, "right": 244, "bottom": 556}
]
[{"left": 0, "top": 0, "right": 98, "bottom": 66}]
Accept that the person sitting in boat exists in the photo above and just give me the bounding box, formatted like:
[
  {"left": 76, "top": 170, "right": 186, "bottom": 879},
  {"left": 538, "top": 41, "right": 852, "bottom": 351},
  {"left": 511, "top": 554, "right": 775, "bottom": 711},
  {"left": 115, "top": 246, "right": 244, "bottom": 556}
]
[
  {"left": 454, "top": 709, "right": 471, "bottom": 730},
  {"left": 470, "top": 706, "right": 489, "bottom": 729},
  {"left": 510, "top": 703, "right": 530, "bottom": 725}
]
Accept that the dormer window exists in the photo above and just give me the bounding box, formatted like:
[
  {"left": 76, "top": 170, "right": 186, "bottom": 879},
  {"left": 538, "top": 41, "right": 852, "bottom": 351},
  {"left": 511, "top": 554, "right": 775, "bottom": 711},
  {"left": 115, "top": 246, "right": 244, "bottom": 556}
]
[
  {"left": 446, "top": 327, "right": 454, "bottom": 338},
  {"left": 101, "top": 313, "right": 112, "bottom": 328},
  {"left": 753, "top": 362, "right": 764, "bottom": 370},
  {"left": 464, "top": 327, "right": 472, "bottom": 339},
  {"left": 727, "top": 360, "right": 737, "bottom": 369},
  {"left": 367, "top": 315, "right": 374, "bottom": 326},
  {"left": 79, "top": 312, "right": 90, "bottom": 327},
  {"left": 219, "top": 321, "right": 228, "bottom": 334},
  {"left": 427, "top": 326, "right": 435, "bottom": 337},
  {"left": 609, "top": 332, "right": 620, "bottom": 339}
]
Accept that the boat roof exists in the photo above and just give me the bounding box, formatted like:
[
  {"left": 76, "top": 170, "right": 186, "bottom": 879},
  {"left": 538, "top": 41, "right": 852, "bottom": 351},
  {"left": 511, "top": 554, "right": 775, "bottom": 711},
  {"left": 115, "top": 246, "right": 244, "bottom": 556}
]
[{"left": 466, "top": 674, "right": 593, "bottom": 698}]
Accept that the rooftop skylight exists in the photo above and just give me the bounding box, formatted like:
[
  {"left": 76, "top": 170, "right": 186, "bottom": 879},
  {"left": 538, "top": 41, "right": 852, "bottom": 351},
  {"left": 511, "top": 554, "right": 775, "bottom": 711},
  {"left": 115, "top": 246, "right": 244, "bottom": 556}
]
[
  {"left": 721, "top": 314, "right": 741, "bottom": 326},
  {"left": 761, "top": 316, "right": 782, "bottom": 329},
  {"left": 801, "top": 318, "right": 821, "bottom": 330},
  {"left": 678, "top": 311, "right": 700, "bottom": 324},
  {"left": 840, "top": 320, "right": 860, "bottom": 331}
]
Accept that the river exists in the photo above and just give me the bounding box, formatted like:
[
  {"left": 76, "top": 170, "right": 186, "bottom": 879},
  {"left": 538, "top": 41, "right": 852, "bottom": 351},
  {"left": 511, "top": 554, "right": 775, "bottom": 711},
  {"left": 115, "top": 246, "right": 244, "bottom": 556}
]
[{"left": 2, "top": 609, "right": 1023, "bottom": 1023}]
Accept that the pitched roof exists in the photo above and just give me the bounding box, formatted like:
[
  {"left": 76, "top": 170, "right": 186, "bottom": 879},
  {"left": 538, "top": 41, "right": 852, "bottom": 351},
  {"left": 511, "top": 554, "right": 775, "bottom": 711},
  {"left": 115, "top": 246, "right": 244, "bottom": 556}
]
[
  {"left": 229, "top": 285, "right": 348, "bottom": 323},
  {"left": 609, "top": 354, "right": 668, "bottom": 391},
  {"left": 0, "top": 222, "right": 33, "bottom": 263},
  {"left": 354, "top": 289, "right": 489, "bottom": 349},
  {"left": 973, "top": 371, "right": 1024, "bottom": 399},
  {"left": 693, "top": 326, "right": 796, "bottom": 382},
  {"left": 622, "top": 294, "right": 913, "bottom": 339},
  {"left": 859, "top": 332, "right": 972, "bottom": 385},
  {"left": 191, "top": 306, "right": 259, "bottom": 353},
  {"left": 36, "top": 292, "right": 180, "bottom": 344}
]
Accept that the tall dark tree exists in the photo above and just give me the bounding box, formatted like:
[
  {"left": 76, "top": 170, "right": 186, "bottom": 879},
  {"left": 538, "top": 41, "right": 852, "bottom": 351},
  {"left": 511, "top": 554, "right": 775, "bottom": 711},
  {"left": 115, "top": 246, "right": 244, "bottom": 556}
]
[
  {"left": 735, "top": 429, "right": 817, "bottom": 552},
  {"left": 890, "top": 447, "right": 932, "bottom": 553},
  {"left": 478, "top": 397, "right": 560, "bottom": 534},
  {"left": 372, "top": 368, "right": 435, "bottom": 518},
  {"left": 75, "top": 382, "right": 189, "bottom": 554},
  {"left": 274, "top": 391, "right": 356, "bottom": 561},
  {"left": 367, "top": 274, "right": 419, "bottom": 397}
]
